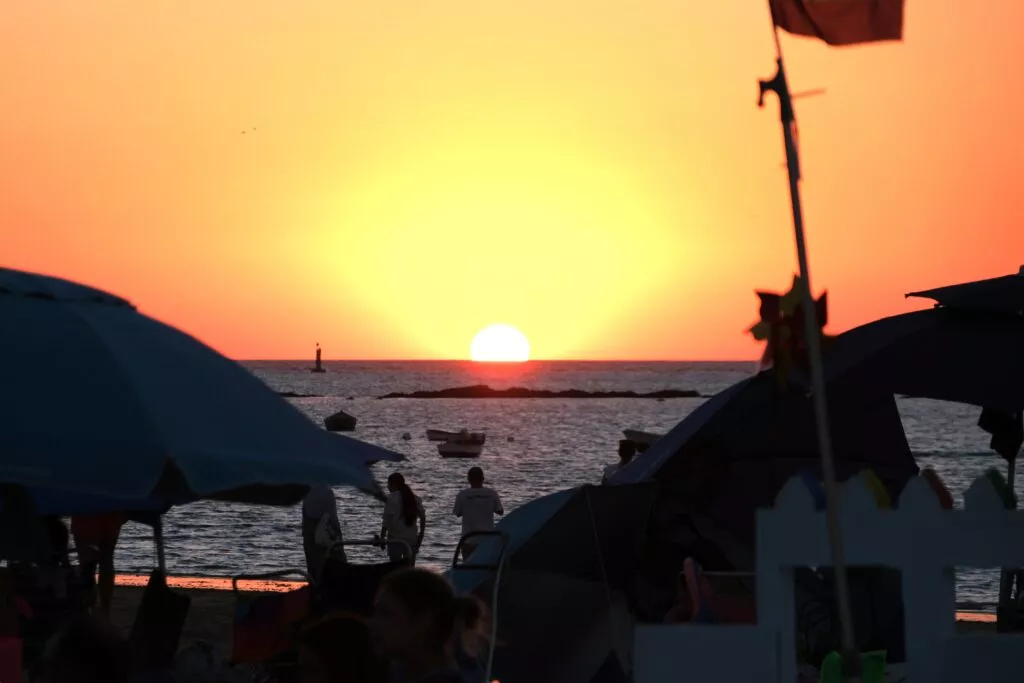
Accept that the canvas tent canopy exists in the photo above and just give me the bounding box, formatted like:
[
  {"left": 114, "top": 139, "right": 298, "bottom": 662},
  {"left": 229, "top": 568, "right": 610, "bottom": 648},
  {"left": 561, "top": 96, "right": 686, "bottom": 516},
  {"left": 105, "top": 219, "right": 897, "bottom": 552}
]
[{"left": 607, "top": 271, "right": 1024, "bottom": 663}]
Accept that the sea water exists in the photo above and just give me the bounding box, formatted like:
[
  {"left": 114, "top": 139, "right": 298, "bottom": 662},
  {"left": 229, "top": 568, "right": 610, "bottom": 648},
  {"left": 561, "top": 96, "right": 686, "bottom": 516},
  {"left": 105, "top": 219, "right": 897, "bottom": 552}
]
[{"left": 113, "top": 360, "right": 1016, "bottom": 610}]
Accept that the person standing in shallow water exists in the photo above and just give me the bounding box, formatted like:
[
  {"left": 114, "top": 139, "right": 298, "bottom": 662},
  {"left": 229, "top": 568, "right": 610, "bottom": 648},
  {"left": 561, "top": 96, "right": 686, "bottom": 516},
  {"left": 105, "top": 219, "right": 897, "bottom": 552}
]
[
  {"left": 381, "top": 472, "right": 426, "bottom": 565},
  {"left": 70, "top": 513, "right": 127, "bottom": 616},
  {"left": 602, "top": 440, "right": 636, "bottom": 484},
  {"left": 453, "top": 467, "right": 503, "bottom": 561},
  {"left": 302, "top": 484, "right": 346, "bottom": 583}
]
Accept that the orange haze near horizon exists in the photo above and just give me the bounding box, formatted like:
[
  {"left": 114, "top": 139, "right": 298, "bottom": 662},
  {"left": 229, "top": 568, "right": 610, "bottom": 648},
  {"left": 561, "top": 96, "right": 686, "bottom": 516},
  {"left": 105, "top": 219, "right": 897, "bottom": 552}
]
[{"left": 2, "top": 1, "right": 1022, "bottom": 361}]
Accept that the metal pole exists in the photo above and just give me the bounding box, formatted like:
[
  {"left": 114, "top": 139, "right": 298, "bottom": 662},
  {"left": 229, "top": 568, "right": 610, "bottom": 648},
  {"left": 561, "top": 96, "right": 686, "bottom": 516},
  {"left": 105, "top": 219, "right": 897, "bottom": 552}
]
[
  {"left": 153, "top": 516, "right": 167, "bottom": 574},
  {"left": 999, "top": 458, "right": 1018, "bottom": 626},
  {"left": 759, "top": 57, "right": 860, "bottom": 679}
]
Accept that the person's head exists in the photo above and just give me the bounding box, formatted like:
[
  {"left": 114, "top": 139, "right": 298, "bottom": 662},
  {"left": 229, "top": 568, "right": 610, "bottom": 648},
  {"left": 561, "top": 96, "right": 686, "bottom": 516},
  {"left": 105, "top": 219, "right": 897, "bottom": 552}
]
[
  {"left": 387, "top": 472, "right": 405, "bottom": 493},
  {"left": 450, "top": 594, "right": 487, "bottom": 658},
  {"left": 36, "top": 616, "right": 134, "bottom": 683},
  {"left": 371, "top": 568, "right": 475, "bottom": 664},
  {"left": 467, "top": 467, "right": 484, "bottom": 487},
  {"left": 618, "top": 440, "right": 636, "bottom": 464},
  {"left": 387, "top": 472, "right": 417, "bottom": 527},
  {"left": 298, "top": 614, "right": 386, "bottom": 683}
]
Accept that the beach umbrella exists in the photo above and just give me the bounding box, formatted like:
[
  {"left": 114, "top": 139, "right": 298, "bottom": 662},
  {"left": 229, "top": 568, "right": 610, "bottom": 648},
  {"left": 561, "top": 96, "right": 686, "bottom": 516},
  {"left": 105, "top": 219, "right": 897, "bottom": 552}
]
[
  {"left": 610, "top": 378, "right": 756, "bottom": 486},
  {"left": 903, "top": 269, "right": 1024, "bottom": 622},
  {"left": 0, "top": 266, "right": 401, "bottom": 508},
  {"left": 823, "top": 309, "right": 1024, "bottom": 413},
  {"left": 905, "top": 267, "right": 1024, "bottom": 315},
  {"left": 609, "top": 373, "right": 916, "bottom": 548},
  {"left": 453, "top": 483, "right": 657, "bottom": 593},
  {"left": 451, "top": 483, "right": 656, "bottom": 683}
]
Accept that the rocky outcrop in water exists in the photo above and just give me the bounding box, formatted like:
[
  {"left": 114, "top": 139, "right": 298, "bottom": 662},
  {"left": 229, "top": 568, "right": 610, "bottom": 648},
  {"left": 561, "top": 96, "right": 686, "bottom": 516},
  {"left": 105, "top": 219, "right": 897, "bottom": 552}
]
[{"left": 378, "top": 384, "right": 702, "bottom": 399}]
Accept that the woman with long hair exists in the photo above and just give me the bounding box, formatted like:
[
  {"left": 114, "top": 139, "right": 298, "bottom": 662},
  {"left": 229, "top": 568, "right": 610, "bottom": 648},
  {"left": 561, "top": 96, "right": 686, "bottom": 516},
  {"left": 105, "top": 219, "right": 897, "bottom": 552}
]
[
  {"left": 380, "top": 472, "right": 426, "bottom": 564},
  {"left": 369, "top": 568, "right": 486, "bottom": 683}
]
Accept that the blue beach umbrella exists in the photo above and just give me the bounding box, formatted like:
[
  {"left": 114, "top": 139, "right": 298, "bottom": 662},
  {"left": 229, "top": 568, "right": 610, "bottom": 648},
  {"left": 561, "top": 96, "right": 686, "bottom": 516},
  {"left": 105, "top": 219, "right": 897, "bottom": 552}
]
[
  {"left": 610, "top": 378, "right": 756, "bottom": 486},
  {"left": 452, "top": 483, "right": 656, "bottom": 593},
  {"left": 823, "top": 309, "right": 1024, "bottom": 412},
  {"left": 906, "top": 267, "right": 1024, "bottom": 315},
  {"left": 0, "top": 267, "right": 401, "bottom": 507},
  {"left": 451, "top": 484, "right": 656, "bottom": 683},
  {"left": 818, "top": 270, "right": 1024, "bottom": 411}
]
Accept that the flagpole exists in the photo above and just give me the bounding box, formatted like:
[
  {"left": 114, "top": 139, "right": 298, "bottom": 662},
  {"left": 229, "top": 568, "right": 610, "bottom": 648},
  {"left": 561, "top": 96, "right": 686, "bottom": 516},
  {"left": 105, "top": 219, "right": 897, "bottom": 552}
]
[{"left": 758, "top": 46, "right": 861, "bottom": 678}]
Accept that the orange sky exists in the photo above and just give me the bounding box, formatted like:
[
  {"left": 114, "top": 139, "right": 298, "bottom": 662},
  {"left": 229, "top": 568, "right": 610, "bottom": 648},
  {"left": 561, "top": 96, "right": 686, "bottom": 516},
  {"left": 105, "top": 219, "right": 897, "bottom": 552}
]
[{"left": 2, "top": 0, "right": 1022, "bottom": 361}]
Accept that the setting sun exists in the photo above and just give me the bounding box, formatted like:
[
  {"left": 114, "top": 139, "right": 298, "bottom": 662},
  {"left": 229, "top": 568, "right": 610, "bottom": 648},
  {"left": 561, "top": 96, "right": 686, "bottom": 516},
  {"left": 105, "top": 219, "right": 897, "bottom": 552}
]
[{"left": 470, "top": 324, "right": 531, "bottom": 362}]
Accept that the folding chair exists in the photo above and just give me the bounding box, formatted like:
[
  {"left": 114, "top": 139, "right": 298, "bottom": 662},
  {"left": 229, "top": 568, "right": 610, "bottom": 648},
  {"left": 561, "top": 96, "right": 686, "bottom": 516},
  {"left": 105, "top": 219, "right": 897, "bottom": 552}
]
[
  {"left": 129, "top": 569, "right": 192, "bottom": 671},
  {"left": 314, "top": 539, "right": 411, "bottom": 618},
  {"left": 230, "top": 568, "right": 311, "bottom": 679},
  {"left": 451, "top": 530, "right": 511, "bottom": 683}
]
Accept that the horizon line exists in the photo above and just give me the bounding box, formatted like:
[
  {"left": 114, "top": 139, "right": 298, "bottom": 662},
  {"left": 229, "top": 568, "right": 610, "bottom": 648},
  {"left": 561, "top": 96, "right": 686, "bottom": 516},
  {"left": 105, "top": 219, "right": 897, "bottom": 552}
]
[{"left": 238, "top": 358, "right": 758, "bottom": 364}]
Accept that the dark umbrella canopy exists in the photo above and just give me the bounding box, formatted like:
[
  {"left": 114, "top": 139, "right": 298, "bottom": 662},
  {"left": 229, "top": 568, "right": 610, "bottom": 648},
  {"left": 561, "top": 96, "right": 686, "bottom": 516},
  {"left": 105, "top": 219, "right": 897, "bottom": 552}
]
[
  {"left": 454, "top": 483, "right": 658, "bottom": 594},
  {"left": 0, "top": 267, "right": 401, "bottom": 506},
  {"left": 612, "top": 378, "right": 755, "bottom": 486},
  {"left": 451, "top": 484, "right": 656, "bottom": 683},
  {"left": 907, "top": 268, "right": 1024, "bottom": 314},
  {"left": 610, "top": 372, "right": 917, "bottom": 551},
  {"left": 824, "top": 307, "right": 1024, "bottom": 412}
]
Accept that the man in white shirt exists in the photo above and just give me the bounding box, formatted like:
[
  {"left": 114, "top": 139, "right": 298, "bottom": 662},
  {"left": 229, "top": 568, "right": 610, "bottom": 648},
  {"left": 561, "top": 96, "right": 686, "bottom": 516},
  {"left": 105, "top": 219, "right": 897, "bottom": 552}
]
[
  {"left": 602, "top": 440, "right": 636, "bottom": 484},
  {"left": 453, "top": 467, "right": 503, "bottom": 561},
  {"left": 301, "top": 484, "right": 345, "bottom": 582}
]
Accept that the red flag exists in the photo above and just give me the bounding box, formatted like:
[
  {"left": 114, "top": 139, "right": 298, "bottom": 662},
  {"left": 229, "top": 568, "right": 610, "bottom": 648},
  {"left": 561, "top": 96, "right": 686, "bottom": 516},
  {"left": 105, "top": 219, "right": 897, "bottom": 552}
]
[{"left": 770, "top": 0, "right": 904, "bottom": 46}]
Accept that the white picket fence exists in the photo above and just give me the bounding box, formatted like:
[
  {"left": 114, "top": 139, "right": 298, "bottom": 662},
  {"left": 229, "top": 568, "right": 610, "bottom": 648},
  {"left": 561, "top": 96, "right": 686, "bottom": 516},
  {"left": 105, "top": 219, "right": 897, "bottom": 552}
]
[{"left": 635, "top": 471, "right": 1024, "bottom": 682}]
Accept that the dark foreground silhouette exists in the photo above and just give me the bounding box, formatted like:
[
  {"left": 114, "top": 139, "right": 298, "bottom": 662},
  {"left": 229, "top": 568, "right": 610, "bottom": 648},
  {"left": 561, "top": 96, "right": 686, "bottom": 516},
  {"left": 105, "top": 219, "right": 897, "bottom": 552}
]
[{"left": 378, "top": 384, "right": 702, "bottom": 399}]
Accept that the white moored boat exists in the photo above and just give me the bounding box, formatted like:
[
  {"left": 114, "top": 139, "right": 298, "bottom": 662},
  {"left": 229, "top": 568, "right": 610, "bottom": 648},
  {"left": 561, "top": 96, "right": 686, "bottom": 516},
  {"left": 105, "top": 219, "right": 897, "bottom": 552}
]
[
  {"left": 623, "top": 429, "right": 664, "bottom": 447},
  {"left": 438, "top": 430, "right": 486, "bottom": 458},
  {"left": 426, "top": 428, "right": 461, "bottom": 441}
]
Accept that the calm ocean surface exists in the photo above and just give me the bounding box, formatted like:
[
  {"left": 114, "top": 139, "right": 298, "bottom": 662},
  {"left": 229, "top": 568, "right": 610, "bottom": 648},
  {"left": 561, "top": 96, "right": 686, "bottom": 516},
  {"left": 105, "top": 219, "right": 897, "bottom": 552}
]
[{"left": 114, "top": 360, "right": 1016, "bottom": 610}]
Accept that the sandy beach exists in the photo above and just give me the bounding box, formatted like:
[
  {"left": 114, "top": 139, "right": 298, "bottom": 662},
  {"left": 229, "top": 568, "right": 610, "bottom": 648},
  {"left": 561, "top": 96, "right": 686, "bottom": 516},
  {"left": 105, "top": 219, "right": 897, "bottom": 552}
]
[
  {"left": 104, "top": 573, "right": 997, "bottom": 657},
  {"left": 108, "top": 574, "right": 305, "bottom": 654}
]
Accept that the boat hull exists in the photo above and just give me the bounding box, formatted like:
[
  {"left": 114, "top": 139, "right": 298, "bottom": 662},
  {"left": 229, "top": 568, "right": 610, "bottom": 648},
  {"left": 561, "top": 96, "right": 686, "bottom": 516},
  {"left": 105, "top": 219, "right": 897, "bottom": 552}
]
[
  {"left": 426, "top": 429, "right": 459, "bottom": 441},
  {"left": 623, "top": 429, "right": 663, "bottom": 446},
  {"left": 438, "top": 442, "right": 483, "bottom": 458},
  {"left": 324, "top": 410, "right": 357, "bottom": 432}
]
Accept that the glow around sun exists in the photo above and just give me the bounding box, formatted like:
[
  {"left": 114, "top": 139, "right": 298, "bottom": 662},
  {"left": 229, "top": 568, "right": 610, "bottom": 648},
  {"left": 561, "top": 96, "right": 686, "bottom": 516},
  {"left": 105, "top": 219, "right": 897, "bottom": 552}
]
[{"left": 470, "top": 324, "right": 531, "bottom": 362}]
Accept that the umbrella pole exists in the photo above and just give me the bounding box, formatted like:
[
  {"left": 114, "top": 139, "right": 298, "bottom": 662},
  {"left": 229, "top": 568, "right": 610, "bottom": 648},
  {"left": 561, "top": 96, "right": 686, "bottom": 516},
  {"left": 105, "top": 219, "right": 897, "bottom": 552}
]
[
  {"left": 998, "top": 459, "right": 1017, "bottom": 625},
  {"left": 153, "top": 517, "right": 167, "bottom": 574},
  {"left": 759, "top": 48, "right": 860, "bottom": 678}
]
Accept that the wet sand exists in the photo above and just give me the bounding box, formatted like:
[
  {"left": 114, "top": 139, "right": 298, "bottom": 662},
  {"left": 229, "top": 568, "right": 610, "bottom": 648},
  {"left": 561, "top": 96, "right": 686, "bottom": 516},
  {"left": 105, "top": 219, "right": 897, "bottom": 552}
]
[
  {"left": 106, "top": 573, "right": 997, "bottom": 655},
  {"left": 109, "top": 574, "right": 303, "bottom": 653}
]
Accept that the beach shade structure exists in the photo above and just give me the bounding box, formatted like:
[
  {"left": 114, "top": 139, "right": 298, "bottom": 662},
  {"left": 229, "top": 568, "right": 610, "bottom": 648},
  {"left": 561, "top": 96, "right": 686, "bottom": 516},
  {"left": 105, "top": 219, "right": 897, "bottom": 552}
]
[
  {"left": 451, "top": 483, "right": 657, "bottom": 683},
  {"left": 605, "top": 376, "right": 916, "bottom": 663},
  {"left": 610, "top": 378, "right": 757, "bottom": 486},
  {"left": 0, "top": 485, "right": 169, "bottom": 564},
  {"left": 905, "top": 267, "right": 1024, "bottom": 315},
  {"left": 610, "top": 372, "right": 917, "bottom": 551},
  {"left": 624, "top": 377, "right": 914, "bottom": 652},
  {"left": 0, "top": 267, "right": 402, "bottom": 509},
  {"left": 819, "top": 269, "right": 1024, "bottom": 411},
  {"left": 822, "top": 308, "right": 1024, "bottom": 413},
  {"left": 21, "top": 489, "right": 170, "bottom": 518}
]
